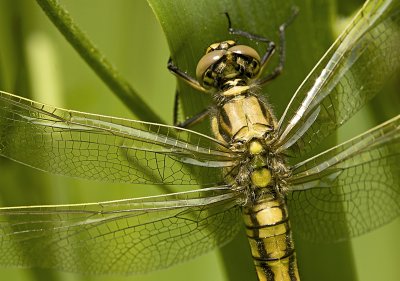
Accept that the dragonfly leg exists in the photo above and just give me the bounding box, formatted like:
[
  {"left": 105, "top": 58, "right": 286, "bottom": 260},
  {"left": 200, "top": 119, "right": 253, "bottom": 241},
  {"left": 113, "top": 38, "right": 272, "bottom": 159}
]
[
  {"left": 168, "top": 58, "right": 210, "bottom": 128},
  {"left": 167, "top": 57, "right": 208, "bottom": 93},
  {"left": 172, "top": 89, "right": 210, "bottom": 128},
  {"left": 175, "top": 107, "right": 210, "bottom": 128},
  {"left": 225, "top": 8, "right": 298, "bottom": 85},
  {"left": 225, "top": 12, "right": 277, "bottom": 70},
  {"left": 258, "top": 7, "right": 299, "bottom": 85},
  {"left": 173, "top": 90, "right": 180, "bottom": 126}
]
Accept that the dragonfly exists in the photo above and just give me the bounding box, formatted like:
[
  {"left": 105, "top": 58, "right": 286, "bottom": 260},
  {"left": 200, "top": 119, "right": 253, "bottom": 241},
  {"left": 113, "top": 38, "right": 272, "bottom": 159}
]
[{"left": 0, "top": 0, "right": 399, "bottom": 280}]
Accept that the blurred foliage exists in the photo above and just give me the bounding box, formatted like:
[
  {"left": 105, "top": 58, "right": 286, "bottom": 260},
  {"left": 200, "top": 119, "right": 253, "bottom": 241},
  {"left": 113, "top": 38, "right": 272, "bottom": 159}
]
[{"left": 0, "top": 0, "right": 398, "bottom": 281}]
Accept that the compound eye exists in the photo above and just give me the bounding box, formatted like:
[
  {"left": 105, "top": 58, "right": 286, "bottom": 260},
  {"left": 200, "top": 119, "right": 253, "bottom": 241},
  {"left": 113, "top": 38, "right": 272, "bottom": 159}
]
[
  {"left": 228, "top": 45, "right": 261, "bottom": 62},
  {"left": 196, "top": 50, "right": 226, "bottom": 82}
]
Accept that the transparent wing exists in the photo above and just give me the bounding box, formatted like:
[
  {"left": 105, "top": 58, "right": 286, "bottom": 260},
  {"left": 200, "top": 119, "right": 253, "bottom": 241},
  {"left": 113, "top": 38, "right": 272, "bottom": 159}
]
[
  {"left": 276, "top": 0, "right": 400, "bottom": 157},
  {"left": 287, "top": 115, "right": 400, "bottom": 242},
  {"left": 0, "top": 91, "right": 237, "bottom": 186},
  {"left": 0, "top": 187, "right": 243, "bottom": 274}
]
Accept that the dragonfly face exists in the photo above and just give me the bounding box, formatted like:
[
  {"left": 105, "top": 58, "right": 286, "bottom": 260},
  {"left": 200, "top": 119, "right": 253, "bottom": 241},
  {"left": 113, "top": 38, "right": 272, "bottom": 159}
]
[
  {"left": 195, "top": 40, "right": 261, "bottom": 90},
  {"left": 0, "top": 0, "right": 399, "bottom": 280}
]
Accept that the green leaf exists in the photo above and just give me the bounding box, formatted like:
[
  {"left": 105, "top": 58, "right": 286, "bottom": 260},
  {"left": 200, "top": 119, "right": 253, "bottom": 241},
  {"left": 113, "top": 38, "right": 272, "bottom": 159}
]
[{"left": 148, "top": 1, "right": 358, "bottom": 281}]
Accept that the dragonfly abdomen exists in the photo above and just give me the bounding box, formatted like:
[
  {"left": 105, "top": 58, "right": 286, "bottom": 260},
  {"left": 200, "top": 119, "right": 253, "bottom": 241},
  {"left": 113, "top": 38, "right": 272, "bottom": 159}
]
[{"left": 243, "top": 196, "right": 300, "bottom": 281}]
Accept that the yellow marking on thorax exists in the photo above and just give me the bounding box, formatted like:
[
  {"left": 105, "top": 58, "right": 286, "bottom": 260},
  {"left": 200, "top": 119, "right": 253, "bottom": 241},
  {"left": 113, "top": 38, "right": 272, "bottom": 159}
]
[{"left": 222, "top": 85, "right": 250, "bottom": 96}]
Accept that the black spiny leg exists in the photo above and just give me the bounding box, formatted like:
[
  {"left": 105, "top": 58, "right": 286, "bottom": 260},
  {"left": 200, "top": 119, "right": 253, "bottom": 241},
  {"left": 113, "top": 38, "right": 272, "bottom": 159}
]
[
  {"left": 175, "top": 108, "right": 210, "bottom": 128},
  {"left": 169, "top": 59, "right": 210, "bottom": 128},
  {"left": 258, "top": 7, "right": 299, "bottom": 85},
  {"left": 225, "top": 12, "right": 276, "bottom": 70},
  {"left": 225, "top": 7, "right": 299, "bottom": 85},
  {"left": 167, "top": 57, "right": 208, "bottom": 93},
  {"left": 173, "top": 90, "right": 210, "bottom": 128},
  {"left": 173, "top": 90, "right": 181, "bottom": 126},
  {"left": 172, "top": 90, "right": 209, "bottom": 128}
]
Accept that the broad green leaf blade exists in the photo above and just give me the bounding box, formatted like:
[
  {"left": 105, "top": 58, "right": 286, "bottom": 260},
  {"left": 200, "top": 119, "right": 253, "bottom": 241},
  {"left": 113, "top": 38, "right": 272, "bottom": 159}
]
[{"left": 148, "top": 1, "right": 357, "bottom": 281}]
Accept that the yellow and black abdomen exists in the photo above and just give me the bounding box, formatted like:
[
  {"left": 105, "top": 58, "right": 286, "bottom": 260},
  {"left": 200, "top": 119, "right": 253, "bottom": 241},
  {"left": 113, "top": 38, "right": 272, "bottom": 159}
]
[{"left": 243, "top": 195, "right": 300, "bottom": 281}]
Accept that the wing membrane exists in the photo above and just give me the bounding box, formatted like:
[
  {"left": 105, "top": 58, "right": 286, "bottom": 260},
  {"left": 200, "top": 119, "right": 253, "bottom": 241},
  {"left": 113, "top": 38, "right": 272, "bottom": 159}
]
[
  {"left": 287, "top": 115, "right": 400, "bottom": 242},
  {"left": 0, "top": 91, "right": 237, "bottom": 186},
  {"left": 0, "top": 187, "right": 243, "bottom": 274},
  {"left": 276, "top": 0, "right": 400, "bottom": 157}
]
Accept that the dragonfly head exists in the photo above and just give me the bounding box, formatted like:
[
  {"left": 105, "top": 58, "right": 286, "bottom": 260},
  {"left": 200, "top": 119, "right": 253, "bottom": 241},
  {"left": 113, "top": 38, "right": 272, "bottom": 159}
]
[{"left": 196, "top": 40, "right": 261, "bottom": 90}]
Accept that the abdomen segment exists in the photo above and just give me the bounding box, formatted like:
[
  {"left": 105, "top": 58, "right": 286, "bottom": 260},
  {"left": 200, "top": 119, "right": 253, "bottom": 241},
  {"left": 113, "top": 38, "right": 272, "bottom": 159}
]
[{"left": 243, "top": 195, "right": 300, "bottom": 281}]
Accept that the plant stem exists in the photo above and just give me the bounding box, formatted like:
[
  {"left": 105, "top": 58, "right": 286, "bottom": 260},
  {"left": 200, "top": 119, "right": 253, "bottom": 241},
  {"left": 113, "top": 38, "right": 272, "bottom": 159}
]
[{"left": 36, "top": 0, "right": 163, "bottom": 123}]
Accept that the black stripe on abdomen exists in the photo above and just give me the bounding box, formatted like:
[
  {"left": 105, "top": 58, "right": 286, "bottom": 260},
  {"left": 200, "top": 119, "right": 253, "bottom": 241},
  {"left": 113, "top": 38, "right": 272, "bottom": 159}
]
[{"left": 243, "top": 196, "right": 300, "bottom": 281}]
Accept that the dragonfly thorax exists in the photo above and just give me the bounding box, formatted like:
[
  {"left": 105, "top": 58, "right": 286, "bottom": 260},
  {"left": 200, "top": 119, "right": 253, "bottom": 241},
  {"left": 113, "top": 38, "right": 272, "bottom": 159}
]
[
  {"left": 211, "top": 92, "right": 277, "bottom": 146},
  {"left": 196, "top": 40, "right": 261, "bottom": 90}
]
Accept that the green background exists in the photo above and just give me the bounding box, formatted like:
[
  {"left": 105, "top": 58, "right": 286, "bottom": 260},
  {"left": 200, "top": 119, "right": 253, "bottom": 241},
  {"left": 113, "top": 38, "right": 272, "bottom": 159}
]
[{"left": 0, "top": 0, "right": 399, "bottom": 280}]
